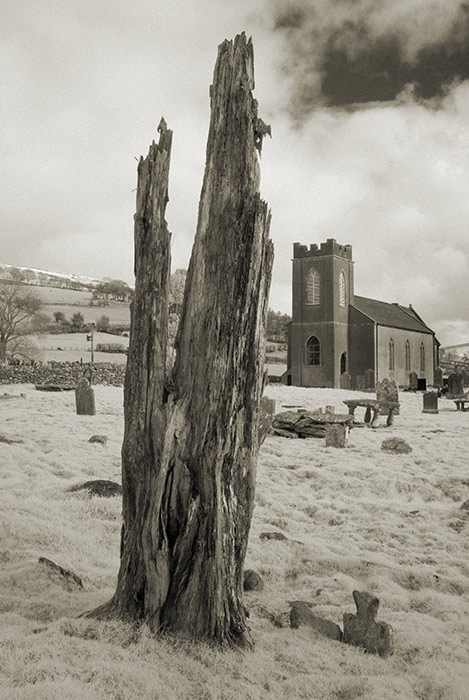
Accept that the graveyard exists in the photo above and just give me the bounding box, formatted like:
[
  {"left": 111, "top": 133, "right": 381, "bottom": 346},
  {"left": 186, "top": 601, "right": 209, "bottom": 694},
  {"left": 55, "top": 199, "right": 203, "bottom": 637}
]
[
  {"left": 1, "top": 380, "right": 469, "bottom": 699},
  {"left": 2, "top": 16, "right": 469, "bottom": 700}
]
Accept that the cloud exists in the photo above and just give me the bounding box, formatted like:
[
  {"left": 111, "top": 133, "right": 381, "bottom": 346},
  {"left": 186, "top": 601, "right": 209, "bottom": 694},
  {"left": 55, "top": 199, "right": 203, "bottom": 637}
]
[{"left": 272, "top": 0, "right": 469, "bottom": 115}]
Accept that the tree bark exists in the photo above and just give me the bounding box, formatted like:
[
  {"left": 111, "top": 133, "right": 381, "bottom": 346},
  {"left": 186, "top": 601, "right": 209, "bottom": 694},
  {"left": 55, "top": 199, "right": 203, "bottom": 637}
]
[{"left": 87, "top": 33, "right": 273, "bottom": 649}]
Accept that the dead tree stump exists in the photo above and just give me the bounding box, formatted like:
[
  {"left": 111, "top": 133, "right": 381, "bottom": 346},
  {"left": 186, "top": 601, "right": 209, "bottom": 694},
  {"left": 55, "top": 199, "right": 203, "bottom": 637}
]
[{"left": 86, "top": 33, "right": 273, "bottom": 649}]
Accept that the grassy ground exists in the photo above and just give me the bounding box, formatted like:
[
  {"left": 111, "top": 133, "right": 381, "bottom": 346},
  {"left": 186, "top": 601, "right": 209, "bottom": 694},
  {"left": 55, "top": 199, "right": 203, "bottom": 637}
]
[
  {"left": 0, "top": 385, "right": 468, "bottom": 699},
  {"left": 35, "top": 286, "right": 131, "bottom": 327},
  {"left": 33, "top": 333, "right": 129, "bottom": 365}
]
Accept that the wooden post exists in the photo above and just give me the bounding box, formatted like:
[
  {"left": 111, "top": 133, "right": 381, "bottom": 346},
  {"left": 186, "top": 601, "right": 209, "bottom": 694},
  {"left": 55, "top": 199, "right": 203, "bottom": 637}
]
[{"left": 86, "top": 33, "right": 273, "bottom": 649}]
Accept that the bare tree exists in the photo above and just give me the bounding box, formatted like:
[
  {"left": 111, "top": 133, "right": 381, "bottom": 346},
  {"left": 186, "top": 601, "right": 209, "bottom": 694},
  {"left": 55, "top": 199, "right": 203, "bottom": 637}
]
[
  {"left": 87, "top": 34, "right": 273, "bottom": 648},
  {"left": 0, "top": 283, "right": 44, "bottom": 365}
]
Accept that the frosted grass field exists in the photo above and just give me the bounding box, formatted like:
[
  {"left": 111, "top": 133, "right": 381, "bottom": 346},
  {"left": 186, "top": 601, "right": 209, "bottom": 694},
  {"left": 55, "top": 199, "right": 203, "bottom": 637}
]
[{"left": 1, "top": 384, "right": 468, "bottom": 699}]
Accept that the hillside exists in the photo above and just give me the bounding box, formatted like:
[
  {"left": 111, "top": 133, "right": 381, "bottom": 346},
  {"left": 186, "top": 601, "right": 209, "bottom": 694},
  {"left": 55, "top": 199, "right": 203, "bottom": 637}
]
[
  {"left": 36, "top": 287, "right": 131, "bottom": 328},
  {"left": 0, "top": 263, "right": 102, "bottom": 290},
  {"left": 0, "top": 266, "right": 132, "bottom": 328}
]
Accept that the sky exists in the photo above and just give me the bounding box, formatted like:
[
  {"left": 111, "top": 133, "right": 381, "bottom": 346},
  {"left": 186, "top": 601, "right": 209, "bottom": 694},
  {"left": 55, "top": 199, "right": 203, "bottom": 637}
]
[{"left": 2, "top": 0, "right": 469, "bottom": 346}]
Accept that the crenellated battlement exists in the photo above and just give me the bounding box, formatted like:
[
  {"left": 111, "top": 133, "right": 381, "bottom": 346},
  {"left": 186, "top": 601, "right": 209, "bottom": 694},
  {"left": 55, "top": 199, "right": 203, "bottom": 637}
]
[{"left": 293, "top": 238, "right": 353, "bottom": 260}]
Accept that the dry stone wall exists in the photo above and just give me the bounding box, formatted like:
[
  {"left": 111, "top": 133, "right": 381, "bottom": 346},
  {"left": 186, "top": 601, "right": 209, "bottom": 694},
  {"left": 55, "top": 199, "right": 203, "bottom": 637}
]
[{"left": 0, "top": 361, "right": 125, "bottom": 387}]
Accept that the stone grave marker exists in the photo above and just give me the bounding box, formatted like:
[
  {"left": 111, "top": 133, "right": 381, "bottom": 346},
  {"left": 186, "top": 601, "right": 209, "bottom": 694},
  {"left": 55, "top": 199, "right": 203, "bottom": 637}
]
[
  {"left": 422, "top": 391, "right": 438, "bottom": 414},
  {"left": 343, "top": 590, "right": 393, "bottom": 657},
  {"left": 289, "top": 601, "right": 343, "bottom": 640},
  {"left": 364, "top": 368, "right": 375, "bottom": 390},
  {"left": 356, "top": 375, "right": 365, "bottom": 391},
  {"left": 376, "top": 378, "right": 399, "bottom": 415},
  {"left": 340, "top": 371, "right": 351, "bottom": 390},
  {"left": 408, "top": 371, "right": 418, "bottom": 391},
  {"left": 433, "top": 366, "right": 443, "bottom": 388},
  {"left": 461, "top": 368, "right": 469, "bottom": 387},
  {"left": 75, "top": 376, "right": 96, "bottom": 416},
  {"left": 325, "top": 423, "right": 348, "bottom": 448},
  {"left": 258, "top": 397, "right": 276, "bottom": 445},
  {"left": 447, "top": 372, "right": 464, "bottom": 398}
]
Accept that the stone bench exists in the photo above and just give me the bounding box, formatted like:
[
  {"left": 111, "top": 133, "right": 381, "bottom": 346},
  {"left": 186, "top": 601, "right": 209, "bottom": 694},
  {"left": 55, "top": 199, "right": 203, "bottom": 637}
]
[
  {"left": 454, "top": 398, "right": 468, "bottom": 411},
  {"left": 343, "top": 399, "right": 399, "bottom": 428}
]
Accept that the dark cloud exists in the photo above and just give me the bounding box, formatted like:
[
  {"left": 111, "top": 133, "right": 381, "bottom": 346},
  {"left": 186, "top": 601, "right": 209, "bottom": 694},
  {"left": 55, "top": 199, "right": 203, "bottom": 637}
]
[
  {"left": 322, "top": 25, "right": 404, "bottom": 105},
  {"left": 274, "top": 7, "right": 306, "bottom": 30},
  {"left": 273, "top": 0, "right": 469, "bottom": 115}
]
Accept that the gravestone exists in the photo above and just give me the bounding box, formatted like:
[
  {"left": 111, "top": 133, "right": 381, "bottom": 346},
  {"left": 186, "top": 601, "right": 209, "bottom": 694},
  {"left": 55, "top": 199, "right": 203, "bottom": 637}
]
[
  {"left": 408, "top": 371, "right": 418, "bottom": 391},
  {"left": 381, "top": 437, "right": 412, "bottom": 454},
  {"left": 289, "top": 601, "right": 343, "bottom": 640},
  {"left": 75, "top": 377, "right": 96, "bottom": 416},
  {"left": 258, "top": 397, "right": 276, "bottom": 445},
  {"left": 376, "top": 378, "right": 399, "bottom": 415},
  {"left": 422, "top": 391, "right": 438, "bottom": 414},
  {"left": 343, "top": 590, "right": 393, "bottom": 657},
  {"left": 433, "top": 367, "right": 443, "bottom": 388},
  {"left": 89, "top": 434, "right": 108, "bottom": 444},
  {"left": 461, "top": 369, "right": 469, "bottom": 387},
  {"left": 325, "top": 424, "right": 348, "bottom": 448},
  {"left": 447, "top": 372, "right": 464, "bottom": 398},
  {"left": 356, "top": 375, "right": 365, "bottom": 391},
  {"left": 325, "top": 405, "right": 335, "bottom": 414},
  {"left": 364, "top": 369, "right": 375, "bottom": 390},
  {"left": 243, "top": 569, "right": 264, "bottom": 591},
  {"left": 340, "top": 371, "right": 351, "bottom": 390}
]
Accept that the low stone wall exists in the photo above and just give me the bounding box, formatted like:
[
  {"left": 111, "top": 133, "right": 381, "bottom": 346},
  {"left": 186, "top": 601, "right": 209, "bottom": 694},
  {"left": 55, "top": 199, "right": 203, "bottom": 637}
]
[{"left": 0, "top": 361, "right": 126, "bottom": 387}]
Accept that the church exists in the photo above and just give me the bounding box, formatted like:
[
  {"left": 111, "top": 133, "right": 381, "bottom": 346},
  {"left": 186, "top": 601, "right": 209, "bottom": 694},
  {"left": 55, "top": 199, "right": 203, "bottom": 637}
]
[{"left": 285, "top": 239, "right": 439, "bottom": 389}]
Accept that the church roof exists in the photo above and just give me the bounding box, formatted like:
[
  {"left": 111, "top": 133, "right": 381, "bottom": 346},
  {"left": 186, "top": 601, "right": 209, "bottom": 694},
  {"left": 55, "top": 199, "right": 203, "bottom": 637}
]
[{"left": 351, "top": 296, "right": 435, "bottom": 334}]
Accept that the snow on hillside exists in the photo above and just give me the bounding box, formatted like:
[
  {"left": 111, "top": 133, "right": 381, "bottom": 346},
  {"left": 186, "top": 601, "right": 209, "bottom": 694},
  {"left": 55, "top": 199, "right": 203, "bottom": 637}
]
[{"left": 0, "top": 263, "right": 105, "bottom": 288}]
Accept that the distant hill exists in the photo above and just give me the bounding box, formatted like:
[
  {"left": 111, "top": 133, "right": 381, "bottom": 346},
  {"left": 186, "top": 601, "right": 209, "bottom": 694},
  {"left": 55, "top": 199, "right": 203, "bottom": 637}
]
[
  {"left": 440, "top": 342, "right": 469, "bottom": 367},
  {"left": 0, "top": 264, "right": 132, "bottom": 328},
  {"left": 0, "top": 263, "right": 103, "bottom": 290},
  {"left": 441, "top": 342, "right": 469, "bottom": 355}
]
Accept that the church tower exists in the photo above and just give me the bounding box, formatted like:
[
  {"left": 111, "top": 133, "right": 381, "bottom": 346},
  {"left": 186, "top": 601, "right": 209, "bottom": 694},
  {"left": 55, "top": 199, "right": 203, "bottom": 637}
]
[{"left": 287, "top": 239, "right": 354, "bottom": 388}]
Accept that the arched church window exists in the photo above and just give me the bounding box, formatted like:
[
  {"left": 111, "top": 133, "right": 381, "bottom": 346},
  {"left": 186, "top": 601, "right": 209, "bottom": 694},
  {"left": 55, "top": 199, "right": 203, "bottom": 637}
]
[
  {"left": 339, "top": 270, "right": 346, "bottom": 307},
  {"left": 306, "top": 336, "right": 320, "bottom": 365},
  {"left": 306, "top": 268, "right": 320, "bottom": 305},
  {"left": 405, "top": 340, "right": 411, "bottom": 372},
  {"left": 420, "top": 342, "right": 425, "bottom": 372},
  {"left": 389, "top": 339, "right": 395, "bottom": 371}
]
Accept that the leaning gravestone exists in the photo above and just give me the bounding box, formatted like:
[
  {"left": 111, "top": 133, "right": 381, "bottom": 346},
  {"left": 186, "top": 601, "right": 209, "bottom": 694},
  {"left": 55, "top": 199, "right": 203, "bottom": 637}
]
[
  {"left": 422, "top": 391, "right": 438, "bottom": 414},
  {"left": 364, "top": 368, "right": 375, "bottom": 390},
  {"left": 289, "top": 601, "right": 343, "bottom": 640},
  {"left": 340, "top": 371, "right": 351, "bottom": 390},
  {"left": 75, "top": 376, "right": 96, "bottom": 416},
  {"left": 408, "top": 371, "right": 418, "bottom": 391},
  {"left": 376, "top": 378, "right": 399, "bottom": 415},
  {"left": 447, "top": 372, "right": 464, "bottom": 399},
  {"left": 343, "top": 590, "right": 393, "bottom": 657}
]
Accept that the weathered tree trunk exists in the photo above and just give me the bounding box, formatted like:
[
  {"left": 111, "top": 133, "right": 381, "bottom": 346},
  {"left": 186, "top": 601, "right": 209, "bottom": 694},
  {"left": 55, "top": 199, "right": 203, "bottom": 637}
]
[{"left": 87, "top": 33, "right": 273, "bottom": 649}]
